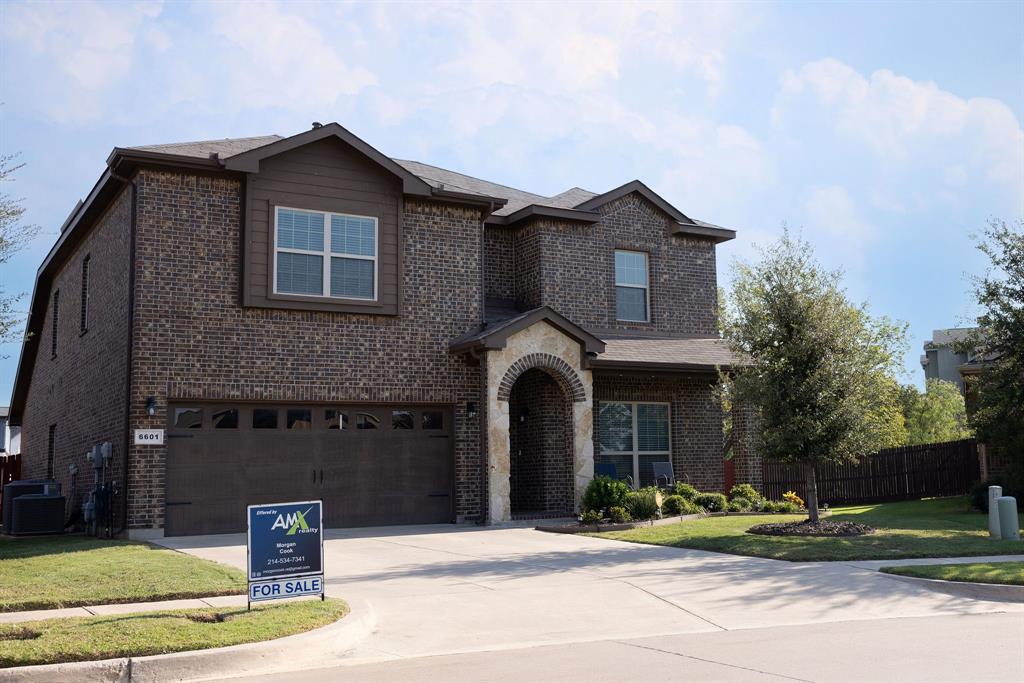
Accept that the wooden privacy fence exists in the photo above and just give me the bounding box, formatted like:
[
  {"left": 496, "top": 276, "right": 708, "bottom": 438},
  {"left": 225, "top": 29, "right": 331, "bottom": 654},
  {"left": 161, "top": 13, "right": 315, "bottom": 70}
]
[
  {"left": 761, "top": 439, "right": 980, "bottom": 505},
  {"left": 0, "top": 453, "right": 22, "bottom": 525}
]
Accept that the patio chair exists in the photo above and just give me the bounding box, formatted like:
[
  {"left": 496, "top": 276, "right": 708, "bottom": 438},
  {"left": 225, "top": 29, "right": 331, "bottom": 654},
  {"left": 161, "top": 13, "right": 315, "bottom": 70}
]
[
  {"left": 652, "top": 461, "right": 675, "bottom": 489},
  {"left": 594, "top": 463, "right": 634, "bottom": 488}
]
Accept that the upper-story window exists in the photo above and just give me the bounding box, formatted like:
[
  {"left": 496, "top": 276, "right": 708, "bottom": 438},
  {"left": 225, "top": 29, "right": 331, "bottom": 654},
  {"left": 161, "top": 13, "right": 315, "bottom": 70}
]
[
  {"left": 80, "top": 254, "right": 90, "bottom": 334},
  {"left": 615, "top": 250, "right": 649, "bottom": 322},
  {"left": 273, "top": 207, "right": 377, "bottom": 301},
  {"left": 50, "top": 290, "right": 60, "bottom": 357}
]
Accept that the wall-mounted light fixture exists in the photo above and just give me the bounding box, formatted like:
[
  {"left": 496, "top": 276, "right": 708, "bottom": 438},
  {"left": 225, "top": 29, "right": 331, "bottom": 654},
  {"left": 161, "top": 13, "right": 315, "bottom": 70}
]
[
  {"left": 145, "top": 396, "right": 157, "bottom": 417},
  {"left": 466, "top": 401, "right": 478, "bottom": 419}
]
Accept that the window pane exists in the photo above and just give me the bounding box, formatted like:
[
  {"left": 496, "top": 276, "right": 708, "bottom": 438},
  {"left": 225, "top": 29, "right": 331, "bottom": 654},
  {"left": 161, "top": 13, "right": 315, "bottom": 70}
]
[
  {"left": 598, "top": 402, "right": 633, "bottom": 453},
  {"left": 287, "top": 409, "right": 312, "bottom": 430},
  {"left": 174, "top": 407, "right": 202, "bottom": 429},
  {"left": 391, "top": 410, "right": 414, "bottom": 430},
  {"left": 637, "top": 404, "right": 669, "bottom": 452},
  {"left": 616, "top": 286, "right": 647, "bottom": 321},
  {"left": 356, "top": 413, "right": 379, "bottom": 430},
  {"left": 615, "top": 251, "right": 647, "bottom": 287},
  {"left": 422, "top": 411, "right": 443, "bottom": 430},
  {"left": 325, "top": 409, "right": 348, "bottom": 430},
  {"left": 212, "top": 408, "right": 238, "bottom": 429},
  {"left": 330, "top": 215, "right": 375, "bottom": 256},
  {"left": 277, "top": 208, "right": 324, "bottom": 251},
  {"left": 330, "top": 257, "right": 374, "bottom": 299},
  {"left": 253, "top": 409, "right": 278, "bottom": 429},
  {"left": 277, "top": 252, "right": 323, "bottom": 295}
]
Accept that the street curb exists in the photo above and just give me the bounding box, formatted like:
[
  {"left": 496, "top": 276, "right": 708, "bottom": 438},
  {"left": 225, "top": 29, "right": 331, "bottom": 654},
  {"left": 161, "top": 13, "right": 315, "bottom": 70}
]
[
  {"left": 0, "top": 598, "right": 375, "bottom": 683},
  {"left": 877, "top": 571, "right": 1024, "bottom": 603}
]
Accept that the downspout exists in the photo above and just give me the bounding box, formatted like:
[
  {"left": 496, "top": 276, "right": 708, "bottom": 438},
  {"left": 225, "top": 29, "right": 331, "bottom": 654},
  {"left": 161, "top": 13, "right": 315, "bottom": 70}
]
[{"left": 110, "top": 170, "right": 137, "bottom": 536}]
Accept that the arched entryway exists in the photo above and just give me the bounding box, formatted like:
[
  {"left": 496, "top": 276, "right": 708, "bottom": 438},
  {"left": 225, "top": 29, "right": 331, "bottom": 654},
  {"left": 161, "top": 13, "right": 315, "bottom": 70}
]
[{"left": 507, "top": 368, "right": 574, "bottom": 518}]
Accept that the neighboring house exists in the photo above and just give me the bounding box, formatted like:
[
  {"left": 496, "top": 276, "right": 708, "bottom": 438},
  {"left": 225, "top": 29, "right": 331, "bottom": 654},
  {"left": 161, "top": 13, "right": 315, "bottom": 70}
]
[
  {"left": 8, "top": 122, "right": 754, "bottom": 538},
  {"left": 920, "top": 328, "right": 980, "bottom": 394},
  {"left": 0, "top": 407, "right": 19, "bottom": 455}
]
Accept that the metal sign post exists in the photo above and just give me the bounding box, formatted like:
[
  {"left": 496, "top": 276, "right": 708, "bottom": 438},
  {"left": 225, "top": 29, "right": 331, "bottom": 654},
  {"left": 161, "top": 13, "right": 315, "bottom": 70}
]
[{"left": 246, "top": 500, "right": 325, "bottom": 609}]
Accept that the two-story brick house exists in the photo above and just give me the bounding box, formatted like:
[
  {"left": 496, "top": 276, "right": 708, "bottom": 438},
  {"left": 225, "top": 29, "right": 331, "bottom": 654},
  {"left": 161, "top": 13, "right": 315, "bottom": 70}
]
[{"left": 9, "top": 123, "right": 755, "bottom": 537}]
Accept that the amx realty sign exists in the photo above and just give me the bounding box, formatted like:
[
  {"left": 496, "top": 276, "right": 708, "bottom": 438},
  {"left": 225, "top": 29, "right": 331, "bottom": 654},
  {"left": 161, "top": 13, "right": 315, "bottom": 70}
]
[{"left": 246, "top": 500, "right": 325, "bottom": 604}]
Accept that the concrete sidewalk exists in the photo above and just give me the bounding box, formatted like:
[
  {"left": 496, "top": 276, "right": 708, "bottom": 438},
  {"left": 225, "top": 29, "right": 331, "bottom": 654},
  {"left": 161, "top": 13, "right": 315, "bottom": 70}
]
[{"left": 0, "top": 594, "right": 248, "bottom": 624}]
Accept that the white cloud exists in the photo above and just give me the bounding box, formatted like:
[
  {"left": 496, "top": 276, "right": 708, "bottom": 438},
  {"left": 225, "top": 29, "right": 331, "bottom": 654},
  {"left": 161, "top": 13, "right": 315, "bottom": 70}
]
[{"left": 775, "top": 58, "right": 1024, "bottom": 191}]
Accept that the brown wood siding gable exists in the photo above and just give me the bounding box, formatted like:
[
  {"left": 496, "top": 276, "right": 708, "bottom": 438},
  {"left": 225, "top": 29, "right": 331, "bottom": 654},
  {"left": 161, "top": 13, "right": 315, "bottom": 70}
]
[{"left": 242, "top": 136, "right": 403, "bottom": 315}]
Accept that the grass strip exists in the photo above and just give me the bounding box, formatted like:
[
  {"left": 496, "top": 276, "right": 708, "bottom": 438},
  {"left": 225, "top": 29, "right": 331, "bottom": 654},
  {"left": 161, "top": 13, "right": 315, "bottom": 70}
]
[
  {"left": 880, "top": 561, "right": 1024, "bottom": 586},
  {"left": 0, "top": 598, "right": 347, "bottom": 668}
]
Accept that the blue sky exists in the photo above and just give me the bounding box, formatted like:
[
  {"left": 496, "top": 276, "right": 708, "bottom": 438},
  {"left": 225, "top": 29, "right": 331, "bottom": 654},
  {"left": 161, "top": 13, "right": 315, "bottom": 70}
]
[{"left": 1, "top": 0, "right": 1022, "bottom": 401}]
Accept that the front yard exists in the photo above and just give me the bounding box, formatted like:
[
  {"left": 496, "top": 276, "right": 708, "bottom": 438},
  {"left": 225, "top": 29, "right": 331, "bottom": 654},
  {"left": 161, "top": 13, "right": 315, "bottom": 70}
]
[
  {"left": 0, "top": 535, "right": 245, "bottom": 611},
  {"left": 0, "top": 534, "right": 347, "bottom": 668},
  {"left": 592, "top": 497, "right": 1024, "bottom": 562}
]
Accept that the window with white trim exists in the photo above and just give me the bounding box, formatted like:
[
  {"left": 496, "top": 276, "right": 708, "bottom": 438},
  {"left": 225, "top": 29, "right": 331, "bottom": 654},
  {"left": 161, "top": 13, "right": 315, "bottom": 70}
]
[
  {"left": 615, "top": 250, "right": 649, "bottom": 322},
  {"left": 274, "top": 207, "right": 377, "bottom": 300},
  {"left": 597, "top": 401, "right": 670, "bottom": 487}
]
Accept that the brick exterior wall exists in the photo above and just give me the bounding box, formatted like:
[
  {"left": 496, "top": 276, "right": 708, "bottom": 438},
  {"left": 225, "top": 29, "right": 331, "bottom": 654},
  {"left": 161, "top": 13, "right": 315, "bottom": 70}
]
[
  {"left": 484, "top": 225, "right": 515, "bottom": 301},
  {"left": 592, "top": 371, "right": 725, "bottom": 492},
  {"left": 489, "top": 194, "right": 719, "bottom": 335},
  {"left": 20, "top": 187, "right": 133, "bottom": 523},
  {"left": 508, "top": 368, "right": 574, "bottom": 516},
  {"left": 729, "top": 399, "right": 762, "bottom": 492},
  {"left": 124, "top": 170, "right": 485, "bottom": 530}
]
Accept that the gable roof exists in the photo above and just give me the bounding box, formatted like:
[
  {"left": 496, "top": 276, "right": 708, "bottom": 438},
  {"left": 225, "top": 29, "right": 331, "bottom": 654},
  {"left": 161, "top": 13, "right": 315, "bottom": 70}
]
[{"left": 450, "top": 306, "right": 606, "bottom": 357}]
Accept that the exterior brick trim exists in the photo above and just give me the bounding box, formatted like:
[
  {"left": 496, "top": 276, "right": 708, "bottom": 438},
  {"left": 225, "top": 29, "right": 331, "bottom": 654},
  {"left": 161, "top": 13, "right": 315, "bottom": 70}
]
[{"left": 497, "top": 353, "right": 586, "bottom": 402}]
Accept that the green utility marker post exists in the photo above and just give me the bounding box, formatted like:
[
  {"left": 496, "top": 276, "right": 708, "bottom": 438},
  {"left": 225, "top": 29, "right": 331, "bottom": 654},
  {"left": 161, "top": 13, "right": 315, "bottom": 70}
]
[{"left": 988, "top": 486, "right": 1003, "bottom": 538}]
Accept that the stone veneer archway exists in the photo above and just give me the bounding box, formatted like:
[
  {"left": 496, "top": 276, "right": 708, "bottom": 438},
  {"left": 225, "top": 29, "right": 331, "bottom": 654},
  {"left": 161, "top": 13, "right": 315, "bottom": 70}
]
[{"left": 484, "top": 321, "right": 594, "bottom": 522}]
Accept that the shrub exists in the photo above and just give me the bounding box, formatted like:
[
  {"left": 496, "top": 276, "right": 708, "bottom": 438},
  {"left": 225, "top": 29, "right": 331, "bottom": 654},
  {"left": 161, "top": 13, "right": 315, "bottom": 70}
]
[
  {"left": 579, "top": 509, "right": 603, "bottom": 525},
  {"left": 674, "top": 483, "right": 700, "bottom": 501},
  {"left": 970, "top": 475, "right": 1024, "bottom": 513},
  {"left": 760, "top": 500, "right": 779, "bottom": 513},
  {"left": 608, "top": 506, "right": 631, "bottom": 523},
  {"left": 776, "top": 501, "right": 800, "bottom": 514},
  {"left": 728, "top": 496, "right": 752, "bottom": 512},
  {"left": 661, "top": 494, "right": 699, "bottom": 516},
  {"left": 582, "top": 476, "right": 630, "bottom": 513},
  {"left": 625, "top": 488, "right": 661, "bottom": 521},
  {"left": 695, "top": 492, "right": 728, "bottom": 513},
  {"left": 782, "top": 490, "right": 805, "bottom": 509},
  {"left": 729, "top": 483, "right": 762, "bottom": 503}
]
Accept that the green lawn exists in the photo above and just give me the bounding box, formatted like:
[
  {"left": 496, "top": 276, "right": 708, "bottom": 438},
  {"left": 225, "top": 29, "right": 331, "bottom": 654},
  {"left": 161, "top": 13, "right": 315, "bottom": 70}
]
[
  {"left": 0, "top": 536, "right": 245, "bottom": 612},
  {"left": 881, "top": 561, "right": 1024, "bottom": 586},
  {"left": 591, "top": 497, "right": 1024, "bottom": 562},
  {"left": 0, "top": 599, "right": 348, "bottom": 668}
]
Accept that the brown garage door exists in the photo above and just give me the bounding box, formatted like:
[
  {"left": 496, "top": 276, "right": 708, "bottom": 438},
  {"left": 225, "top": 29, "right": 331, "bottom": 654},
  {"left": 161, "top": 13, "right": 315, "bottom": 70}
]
[{"left": 164, "top": 403, "right": 453, "bottom": 536}]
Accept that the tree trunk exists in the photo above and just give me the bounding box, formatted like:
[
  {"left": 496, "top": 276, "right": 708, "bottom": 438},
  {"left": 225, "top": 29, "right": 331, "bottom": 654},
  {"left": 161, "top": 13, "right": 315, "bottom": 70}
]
[{"left": 805, "top": 464, "right": 819, "bottom": 523}]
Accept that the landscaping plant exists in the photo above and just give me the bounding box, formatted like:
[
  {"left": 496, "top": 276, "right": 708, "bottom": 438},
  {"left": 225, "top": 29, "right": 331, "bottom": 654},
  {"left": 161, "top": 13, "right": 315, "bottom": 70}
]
[
  {"left": 674, "top": 483, "right": 700, "bottom": 501},
  {"left": 608, "top": 506, "right": 631, "bottom": 524},
  {"left": 695, "top": 492, "right": 728, "bottom": 513},
  {"left": 582, "top": 476, "right": 629, "bottom": 513},
  {"left": 662, "top": 494, "right": 699, "bottom": 516},
  {"left": 728, "top": 483, "right": 762, "bottom": 504},
  {"left": 724, "top": 230, "right": 907, "bottom": 522},
  {"left": 624, "top": 488, "right": 661, "bottom": 521},
  {"left": 580, "top": 509, "right": 603, "bottom": 525},
  {"left": 728, "top": 497, "right": 752, "bottom": 512},
  {"left": 782, "top": 491, "right": 805, "bottom": 509}
]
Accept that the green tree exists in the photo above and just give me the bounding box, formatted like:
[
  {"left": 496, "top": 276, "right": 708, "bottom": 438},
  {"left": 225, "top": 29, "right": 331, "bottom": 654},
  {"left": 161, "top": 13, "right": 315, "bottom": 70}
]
[
  {"left": 899, "top": 379, "right": 972, "bottom": 446},
  {"left": 964, "top": 219, "right": 1024, "bottom": 476},
  {"left": 724, "top": 231, "right": 907, "bottom": 521},
  {"left": 1, "top": 153, "right": 41, "bottom": 346}
]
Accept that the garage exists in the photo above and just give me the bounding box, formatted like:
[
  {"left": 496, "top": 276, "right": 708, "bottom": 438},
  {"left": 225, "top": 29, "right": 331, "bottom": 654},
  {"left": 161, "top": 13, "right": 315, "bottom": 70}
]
[{"left": 164, "top": 403, "right": 454, "bottom": 536}]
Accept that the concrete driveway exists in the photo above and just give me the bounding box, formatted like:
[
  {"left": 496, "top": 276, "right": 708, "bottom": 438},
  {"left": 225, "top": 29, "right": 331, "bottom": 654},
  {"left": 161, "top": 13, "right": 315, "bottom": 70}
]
[{"left": 156, "top": 523, "right": 1024, "bottom": 667}]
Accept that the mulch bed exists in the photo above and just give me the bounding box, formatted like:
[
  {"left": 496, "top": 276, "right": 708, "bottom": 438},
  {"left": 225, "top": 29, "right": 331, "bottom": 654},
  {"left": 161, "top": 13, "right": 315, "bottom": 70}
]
[{"left": 746, "top": 519, "right": 875, "bottom": 537}]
